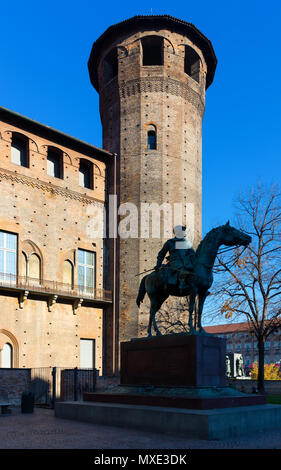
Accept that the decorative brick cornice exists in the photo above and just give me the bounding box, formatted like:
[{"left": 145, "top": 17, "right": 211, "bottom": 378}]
[
  {"left": 0, "top": 167, "right": 104, "bottom": 206},
  {"left": 101, "top": 77, "right": 205, "bottom": 116}
]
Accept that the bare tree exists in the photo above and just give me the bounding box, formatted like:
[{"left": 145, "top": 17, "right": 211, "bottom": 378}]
[
  {"left": 157, "top": 297, "right": 190, "bottom": 334},
  {"left": 211, "top": 184, "right": 281, "bottom": 393}
]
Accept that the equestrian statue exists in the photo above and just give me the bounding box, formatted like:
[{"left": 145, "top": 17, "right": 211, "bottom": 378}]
[{"left": 136, "top": 223, "right": 251, "bottom": 337}]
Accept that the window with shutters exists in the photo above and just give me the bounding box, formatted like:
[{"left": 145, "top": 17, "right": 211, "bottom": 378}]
[{"left": 80, "top": 339, "right": 95, "bottom": 369}]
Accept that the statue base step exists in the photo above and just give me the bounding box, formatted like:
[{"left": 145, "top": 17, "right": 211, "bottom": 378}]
[
  {"left": 83, "top": 385, "right": 266, "bottom": 410},
  {"left": 56, "top": 401, "right": 278, "bottom": 440},
  {"left": 120, "top": 333, "right": 227, "bottom": 387}
]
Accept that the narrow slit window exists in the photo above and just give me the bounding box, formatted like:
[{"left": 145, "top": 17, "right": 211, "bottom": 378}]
[
  {"left": 147, "top": 129, "right": 157, "bottom": 150},
  {"left": 142, "top": 36, "right": 163, "bottom": 66},
  {"left": 184, "top": 46, "right": 200, "bottom": 83}
]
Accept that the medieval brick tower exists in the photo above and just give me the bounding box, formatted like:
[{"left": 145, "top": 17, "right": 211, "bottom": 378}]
[{"left": 88, "top": 15, "right": 217, "bottom": 344}]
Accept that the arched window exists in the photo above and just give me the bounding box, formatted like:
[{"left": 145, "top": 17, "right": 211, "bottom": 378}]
[
  {"left": 29, "top": 254, "right": 41, "bottom": 281},
  {"left": 11, "top": 133, "right": 29, "bottom": 167},
  {"left": 184, "top": 46, "right": 200, "bottom": 83},
  {"left": 1, "top": 343, "right": 13, "bottom": 368},
  {"left": 79, "top": 159, "right": 93, "bottom": 189},
  {"left": 141, "top": 36, "right": 163, "bottom": 66},
  {"left": 22, "top": 252, "right": 28, "bottom": 278},
  {"left": 47, "top": 147, "right": 63, "bottom": 179},
  {"left": 63, "top": 260, "right": 74, "bottom": 287},
  {"left": 147, "top": 125, "right": 157, "bottom": 150},
  {"left": 104, "top": 48, "right": 118, "bottom": 85}
]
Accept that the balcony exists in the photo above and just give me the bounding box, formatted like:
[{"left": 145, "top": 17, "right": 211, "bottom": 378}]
[{"left": 0, "top": 272, "right": 112, "bottom": 313}]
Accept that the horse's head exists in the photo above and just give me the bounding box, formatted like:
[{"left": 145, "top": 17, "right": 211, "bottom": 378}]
[{"left": 220, "top": 221, "right": 251, "bottom": 248}]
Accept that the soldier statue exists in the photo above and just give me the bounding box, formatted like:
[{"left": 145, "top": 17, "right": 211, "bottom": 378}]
[
  {"left": 136, "top": 222, "right": 252, "bottom": 337},
  {"left": 154, "top": 225, "right": 196, "bottom": 287}
]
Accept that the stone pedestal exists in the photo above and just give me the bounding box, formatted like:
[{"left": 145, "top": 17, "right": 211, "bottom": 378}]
[
  {"left": 120, "top": 334, "right": 227, "bottom": 387},
  {"left": 83, "top": 334, "right": 265, "bottom": 410},
  {"left": 54, "top": 333, "right": 281, "bottom": 440}
]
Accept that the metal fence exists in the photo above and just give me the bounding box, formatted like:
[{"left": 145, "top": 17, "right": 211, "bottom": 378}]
[{"left": 30, "top": 367, "right": 97, "bottom": 408}]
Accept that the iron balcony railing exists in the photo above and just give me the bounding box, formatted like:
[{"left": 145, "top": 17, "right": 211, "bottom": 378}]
[{"left": 0, "top": 272, "right": 112, "bottom": 303}]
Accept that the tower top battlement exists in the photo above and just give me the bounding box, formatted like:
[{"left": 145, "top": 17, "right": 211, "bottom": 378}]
[{"left": 88, "top": 14, "right": 217, "bottom": 92}]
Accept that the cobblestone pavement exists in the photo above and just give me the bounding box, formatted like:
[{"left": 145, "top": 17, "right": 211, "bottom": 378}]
[{"left": 0, "top": 407, "right": 281, "bottom": 450}]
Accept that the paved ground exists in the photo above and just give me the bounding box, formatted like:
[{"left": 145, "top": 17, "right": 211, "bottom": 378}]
[{"left": 1, "top": 407, "right": 281, "bottom": 450}]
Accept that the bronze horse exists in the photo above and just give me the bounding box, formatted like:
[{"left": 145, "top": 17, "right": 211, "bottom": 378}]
[{"left": 136, "top": 222, "right": 251, "bottom": 336}]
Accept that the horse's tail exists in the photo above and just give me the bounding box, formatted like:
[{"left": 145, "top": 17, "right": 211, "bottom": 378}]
[{"left": 136, "top": 275, "right": 147, "bottom": 307}]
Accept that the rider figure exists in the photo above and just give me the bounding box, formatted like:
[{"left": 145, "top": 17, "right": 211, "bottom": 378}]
[{"left": 154, "top": 225, "right": 196, "bottom": 285}]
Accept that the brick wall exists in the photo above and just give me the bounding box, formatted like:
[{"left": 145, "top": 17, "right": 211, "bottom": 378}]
[
  {"left": 0, "top": 368, "right": 31, "bottom": 405},
  {"left": 92, "top": 24, "right": 211, "bottom": 342},
  {"left": 0, "top": 116, "right": 107, "bottom": 372}
]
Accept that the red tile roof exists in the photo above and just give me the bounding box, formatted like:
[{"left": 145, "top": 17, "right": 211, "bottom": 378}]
[{"left": 205, "top": 322, "right": 252, "bottom": 334}]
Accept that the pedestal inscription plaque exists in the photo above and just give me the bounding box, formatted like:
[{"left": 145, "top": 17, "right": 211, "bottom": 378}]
[{"left": 120, "top": 334, "right": 227, "bottom": 387}]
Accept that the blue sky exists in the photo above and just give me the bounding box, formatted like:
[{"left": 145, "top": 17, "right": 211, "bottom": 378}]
[{"left": 1, "top": 0, "right": 280, "bottom": 235}]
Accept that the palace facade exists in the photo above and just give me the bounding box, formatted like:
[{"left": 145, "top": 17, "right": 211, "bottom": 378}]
[
  {"left": 0, "top": 106, "right": 117, "bottom": 374},
  {"left": 205, "top": 322, "right": 281, "bottom": 366}
]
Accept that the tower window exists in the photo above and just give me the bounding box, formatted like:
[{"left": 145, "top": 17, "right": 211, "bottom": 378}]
[
  {"left": 11, "top": 133, "right": 29, "bottom": 167},
  {"left": 184, "top": 46, "right": 200, "bottom": 83},
  {"left": 104, "top": 48, "right": 118, "bottom": 85},
  {"left": 142, "top": 36, "right": 163, "bottom": 66},
  {"left": 79, "top": 159, "right": 93, "bottom": 189},
  {"left": 147, "top": 128, "right": 157, "bottom": 150},
  {"left": 47, "top": 147, "right": 63, "bottom": 179}
]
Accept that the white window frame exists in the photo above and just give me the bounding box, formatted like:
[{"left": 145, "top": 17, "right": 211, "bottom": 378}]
[
  {"left": 78, "top": 249, "right": 96, "bottom": 293},
  {"left": 0, "top": 231, "right": 17, "bottom": 283}
]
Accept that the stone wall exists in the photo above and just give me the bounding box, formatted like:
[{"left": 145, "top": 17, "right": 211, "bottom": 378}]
[
  {"left": 0, "top": 368, "right": 31, "bottom": 405},
  {"left": 229, "top": 378, "right": 281, "bottom": 395}
]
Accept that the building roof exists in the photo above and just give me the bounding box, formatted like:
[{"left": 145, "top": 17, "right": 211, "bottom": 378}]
[
  {"left": 205, "top": 322, "right": 254, "bottom": 334},
  {"left": 206, "top": 319, "right": 281, "bottom": 335},
  {"left": 0, "top": 106, "right": 113, "bottom": 163},
  {"left": 88, "top": 14, "right": 217, "bottom": 92}
]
